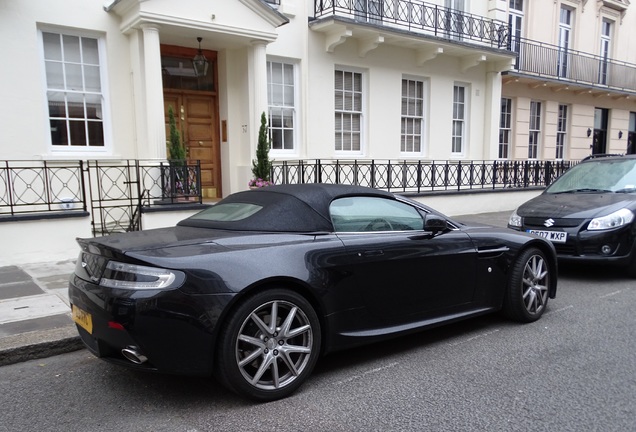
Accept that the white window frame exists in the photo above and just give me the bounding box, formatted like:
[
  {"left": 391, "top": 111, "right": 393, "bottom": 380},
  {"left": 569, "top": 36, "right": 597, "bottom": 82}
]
[
  {"left": 445, "top": 0, "right": 466, "bottom": 41},
  {"left": 451, "top": 83, "right": 468, "bottom": 157},
  {"left": 556, "top": 104, "right": 568, "bottom": 160},
  {"left": 508, "top": 0, "right": 524, "bottom": 53},
  {"left": 354, "top": 0, "right": 383, "bottom": 24},
  {"left": 557, "top": 6, "right": 573, "bottom": 78},
  {"left": 266, "top": 58, "right": 298, "bottom": 156},
  {"left": 599, "top": 19, "right": 613, "bottom": 85},
  {"left": 334, "top": 67, "right": 365, "bottom": 155},
  {"left": 528, "top": 100, "right": 542, "bottom": 159},
  {"left": 400, "top": 76, "right": 427, "bottom": 156},
  {"left": 499, "top": 98, "right": 513, "bottom": 159},
  {"left": 38, "top": 26, "right": 111, "bottom": 155}
]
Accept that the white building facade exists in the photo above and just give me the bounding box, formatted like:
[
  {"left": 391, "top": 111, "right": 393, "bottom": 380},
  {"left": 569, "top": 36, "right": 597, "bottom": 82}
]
[
  {"left": 0, "top": 0, "right": 634, "bottom": 264},
  {"left": 501, "top": 0, "right": 636, "bottom": 160}
]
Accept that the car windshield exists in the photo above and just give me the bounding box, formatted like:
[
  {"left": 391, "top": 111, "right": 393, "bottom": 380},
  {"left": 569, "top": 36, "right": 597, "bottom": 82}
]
[{"left": 546, "top": 159, "right": 636, "bottom": 194}]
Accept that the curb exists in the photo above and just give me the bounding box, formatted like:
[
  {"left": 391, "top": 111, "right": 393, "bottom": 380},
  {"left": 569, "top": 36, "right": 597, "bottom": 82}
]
[{"left": 0, "top": 325, "right": 84, "bottom": 366}]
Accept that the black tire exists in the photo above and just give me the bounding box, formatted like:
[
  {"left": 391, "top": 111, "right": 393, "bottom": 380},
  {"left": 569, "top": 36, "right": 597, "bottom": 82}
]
[
  {"left": 626, "top": 248, "right": 636, "bottom": 278},
  {"left": 502, "top": 247, "right": 550, "bottom": 323},
  {"left": 215, "top": 289, "right": 321, "bottom": 401}
]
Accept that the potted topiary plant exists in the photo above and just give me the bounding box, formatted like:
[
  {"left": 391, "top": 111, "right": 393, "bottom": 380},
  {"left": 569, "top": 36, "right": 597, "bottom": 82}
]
[
  {"left": 167, "top": 106, "right": 186, "bottom": 163},
  {"left": 165, "top": 106, "right": 191, "bottom": 197},
  {"left": 249, "top": 111, "right": 274, "bottom": 188}
]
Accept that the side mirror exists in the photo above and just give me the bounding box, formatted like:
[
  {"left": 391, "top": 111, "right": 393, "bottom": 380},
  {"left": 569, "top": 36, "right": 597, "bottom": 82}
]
[{"left": 424, "top": 214, "right": 448, "bottom": 233}]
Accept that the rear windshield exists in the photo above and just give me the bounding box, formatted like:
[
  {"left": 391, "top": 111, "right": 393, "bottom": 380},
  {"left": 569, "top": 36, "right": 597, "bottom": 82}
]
[
  {"left": 178, "top": 190, "right": 333, "bottom": 232},
  {"left": 188, "top": 203, "right": 262, "bottom": 222},
  {"left": 547, "top": 159, "right": 636, "bottom": 193}
]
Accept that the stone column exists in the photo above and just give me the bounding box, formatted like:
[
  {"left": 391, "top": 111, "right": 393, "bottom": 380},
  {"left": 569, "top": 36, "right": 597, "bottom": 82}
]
[
  {"left": 140, "top": 24, "right": 166, "bottom": 159},
  {"left": 247, "top": 40, "right": 268, "bottom": 158},
  {"left": 483, "top": 69, "right": 503, "bottom": 160}
]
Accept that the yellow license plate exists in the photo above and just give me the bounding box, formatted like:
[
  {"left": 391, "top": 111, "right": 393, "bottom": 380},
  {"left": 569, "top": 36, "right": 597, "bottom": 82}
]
[{"left": 72, "top": 305, "right": 93, "bottom": 335}]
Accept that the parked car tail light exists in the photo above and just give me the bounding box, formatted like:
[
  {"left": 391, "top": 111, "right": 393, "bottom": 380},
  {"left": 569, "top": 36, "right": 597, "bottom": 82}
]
[
  {"left": 588, "top": 208, "right": 634, "bottom": 231},
  {"left": 100, "top": 261, "right": 184, "bottom": 290}
]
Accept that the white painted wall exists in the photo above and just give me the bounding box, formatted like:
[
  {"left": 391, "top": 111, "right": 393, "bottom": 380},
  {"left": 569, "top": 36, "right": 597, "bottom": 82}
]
[
  {"left": 0, "top": 0, "right": 136, "bottom": 161},
  {"left": 0, "top": 209, "right": 203, "bottom": 266},
  {"left": 503, "top": 0, "right": 636, "bottom": 161},
  {"left": 301, "top": 37, "right": 494, "bottom": 162},
  {"left": 141, "top": 209, "right": 202, "bottom": 230},
  {"left": 0, "top": 217, "right": 91, "bottom": 266},
  {"left": 414, "top": 190, "right": 542, "bottom": 216}
]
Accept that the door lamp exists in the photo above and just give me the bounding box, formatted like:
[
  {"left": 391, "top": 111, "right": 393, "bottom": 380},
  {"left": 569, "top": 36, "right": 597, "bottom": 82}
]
[{"left": 192, "top": 37, "right": 209, "bottom": 77}]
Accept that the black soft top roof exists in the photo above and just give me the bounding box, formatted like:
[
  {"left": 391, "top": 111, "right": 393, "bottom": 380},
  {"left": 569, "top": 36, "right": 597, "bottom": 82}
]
[{"left": 178, "top": 183, "right": 394, "bottom": 232}]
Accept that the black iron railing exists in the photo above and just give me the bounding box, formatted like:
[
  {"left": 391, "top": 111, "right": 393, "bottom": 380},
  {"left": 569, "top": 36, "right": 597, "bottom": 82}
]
[
  {"left": 1, "top": 159, "right": 203, "bottom": 235},
  {"left": 271, "top": 159, "right": 575, "bottom": 193},
  {"left": 314, "top": 0, "right": 510, "bottom": 48},
  {"left": 512, "top": 37, "right": 636, "bottom": 93},
  {"left": 87, "top": 159, "right": 202, "bottom": 236},
  {"left": 159, "top": 161, "right": 201, "bottom": 203},
  {"left": 0, "top": 160, "right": 87, "bottom": 216}
]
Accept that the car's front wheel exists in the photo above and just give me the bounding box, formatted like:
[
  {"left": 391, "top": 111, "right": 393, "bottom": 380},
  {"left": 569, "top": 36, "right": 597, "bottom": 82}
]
[
  {"left": 215, "top": 289, "right": 321, "bottom": 401},
  {"left": 626, "top": 246, "right": 636, "bottom": 278},
  {"left": 503, "top": 247, "right": 550, "bottom": 323}
]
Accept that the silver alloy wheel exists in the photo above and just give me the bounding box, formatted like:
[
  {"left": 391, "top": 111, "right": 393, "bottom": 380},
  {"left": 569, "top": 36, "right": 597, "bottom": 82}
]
[
  {"left": 522, "top": 254, "right": 549, "bottom": 315},
  {"left": 235, "top": 300, "right": 313, "bottom": 391}
]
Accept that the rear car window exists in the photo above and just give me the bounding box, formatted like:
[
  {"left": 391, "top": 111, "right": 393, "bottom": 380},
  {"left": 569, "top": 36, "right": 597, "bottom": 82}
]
[{"left": 188, "top": 203, "right": 262, "bottom": 222}]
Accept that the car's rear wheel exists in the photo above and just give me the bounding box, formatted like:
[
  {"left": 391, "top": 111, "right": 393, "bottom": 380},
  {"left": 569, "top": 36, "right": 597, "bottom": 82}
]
[
  {"left": 215, "top": 289, "right": 321, "bottom": 401},
  {"left": 502, "top": 247, "right": 550, "bottom": 323}
]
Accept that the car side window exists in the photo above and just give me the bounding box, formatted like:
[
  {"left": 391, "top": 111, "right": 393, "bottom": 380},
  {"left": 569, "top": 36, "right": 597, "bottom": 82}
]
[{"left": 330, "top": 197, "right": 424, "bottom": 232}]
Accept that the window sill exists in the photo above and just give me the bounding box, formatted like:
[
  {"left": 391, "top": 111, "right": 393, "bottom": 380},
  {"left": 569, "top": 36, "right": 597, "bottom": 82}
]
[{"left": 0, "top": 211, "right": 90, "bottom": 223}]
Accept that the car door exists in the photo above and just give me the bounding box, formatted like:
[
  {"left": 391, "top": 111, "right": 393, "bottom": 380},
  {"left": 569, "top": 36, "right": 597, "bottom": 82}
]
[{"left": 330, "top": 197, "right": 478, "bottom": 326}]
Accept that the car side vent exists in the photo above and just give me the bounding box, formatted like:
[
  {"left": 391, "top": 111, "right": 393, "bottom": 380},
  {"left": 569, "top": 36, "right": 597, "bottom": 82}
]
[{"left": 477, "top": 245, "right": 509, "bottom": 259}]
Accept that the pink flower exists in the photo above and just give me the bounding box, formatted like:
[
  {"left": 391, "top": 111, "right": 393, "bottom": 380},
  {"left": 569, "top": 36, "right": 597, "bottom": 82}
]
[{"left": 248, "top": 178, "right": 274, "bottom": 188}]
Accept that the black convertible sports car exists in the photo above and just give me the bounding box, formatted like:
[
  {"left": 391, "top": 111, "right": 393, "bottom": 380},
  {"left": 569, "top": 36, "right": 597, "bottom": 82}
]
[{"left": 69, "top": 184, "right": 557, "bottom": 401}]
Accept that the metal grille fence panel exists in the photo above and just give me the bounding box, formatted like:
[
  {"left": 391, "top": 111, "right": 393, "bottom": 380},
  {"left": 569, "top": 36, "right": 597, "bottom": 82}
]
[
  {"left": 0, "top": 160, "right": 86, "bottom": 216},
  {"left": 0, "top": 159, "right": 202, "bottom": 237},
  {"left": 272, "top": 160, "right": 575, "bottom": 192}
]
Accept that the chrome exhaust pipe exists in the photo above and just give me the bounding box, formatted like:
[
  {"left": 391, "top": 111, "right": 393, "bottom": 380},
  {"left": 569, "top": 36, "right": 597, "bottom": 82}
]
[{"left": 121, "top": 346, "right": 148, "bottom": 364}]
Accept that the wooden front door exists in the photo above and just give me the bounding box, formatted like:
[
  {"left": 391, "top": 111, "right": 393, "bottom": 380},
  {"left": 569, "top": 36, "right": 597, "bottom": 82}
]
[
  {"left": 164, "top": 92, "right": 220, "bottom": 199},
  {"left": 161, "top": 44, "right": 221, "bottom": 199}
]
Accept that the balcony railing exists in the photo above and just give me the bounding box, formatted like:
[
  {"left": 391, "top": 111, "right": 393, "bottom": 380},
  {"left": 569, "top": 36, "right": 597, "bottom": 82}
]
[
  {"left": 314, "top": 0, "right": 510, "bottom": 48},
  {"left": 511, "top": 37, "right": 636, "bottom": 93},
  {"left": 272, "top": 159, "right": 575, "bottom": 193}
]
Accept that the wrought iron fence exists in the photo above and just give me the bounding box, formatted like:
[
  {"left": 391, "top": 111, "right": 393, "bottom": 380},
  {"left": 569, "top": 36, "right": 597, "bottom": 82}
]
[
  {"left": 512, "top": 37, "right": 636, "bottom": 93},
  {"left": 87, "top": 160, "right": 202, "bottom": 236},
  {"left": 0, "top": 160, "right": 87, "bottom": 216},
  {"left": 314, "top": 0, "right": 510, "bottom": 48},
  {"left": 271, "top": 159, "right": 575, "bottom": 193}
]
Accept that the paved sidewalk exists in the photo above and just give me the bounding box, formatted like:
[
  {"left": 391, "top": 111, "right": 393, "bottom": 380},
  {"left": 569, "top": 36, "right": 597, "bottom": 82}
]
[
  {"left": 0, "top": 259, "right": 83, "bottom": 365},
  {"left": 0, "top": 210, "right": 512, "bottom": 366}
]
